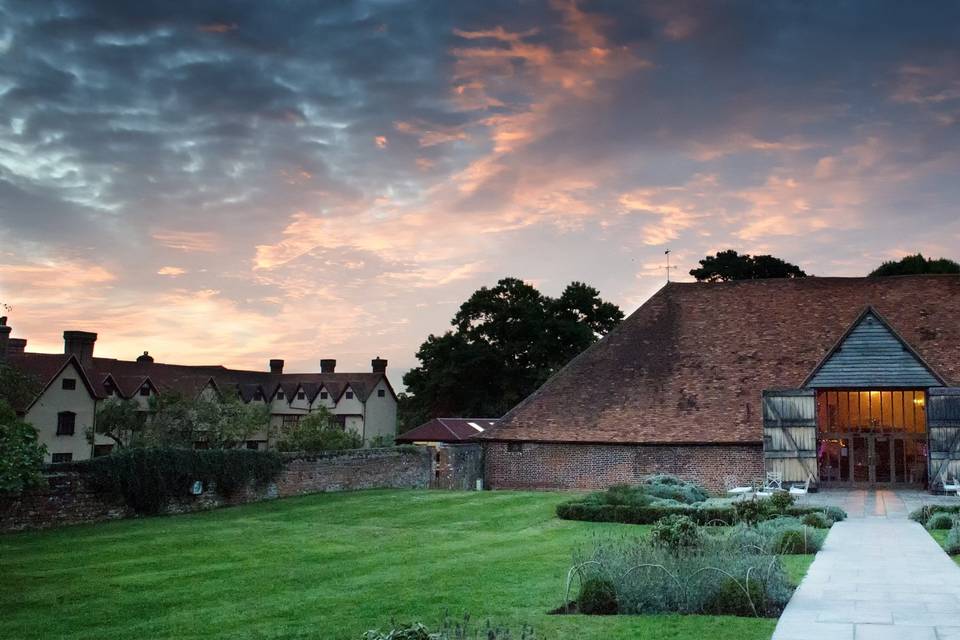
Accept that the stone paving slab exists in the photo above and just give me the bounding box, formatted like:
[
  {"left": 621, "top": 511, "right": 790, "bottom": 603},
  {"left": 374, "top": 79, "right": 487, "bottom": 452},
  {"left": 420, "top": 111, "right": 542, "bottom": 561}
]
[{"left": 772, "top": 491, "right": 960, "bottom": 639}]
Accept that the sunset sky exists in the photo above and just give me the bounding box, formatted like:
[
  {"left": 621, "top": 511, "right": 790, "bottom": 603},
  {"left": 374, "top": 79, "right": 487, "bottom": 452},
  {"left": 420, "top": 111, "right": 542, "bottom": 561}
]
[{"left": 1, "top": 1, "right": 958, "bottom": 387}]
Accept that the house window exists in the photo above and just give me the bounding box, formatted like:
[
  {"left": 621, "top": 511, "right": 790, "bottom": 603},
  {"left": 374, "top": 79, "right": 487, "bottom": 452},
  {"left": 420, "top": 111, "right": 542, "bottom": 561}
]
[
  {"left": 139, "top": 385, "right": 150, "bottom": 396},
  {"left": 93, "top": 444, "right": 114, "bottom": 457},
  {"left": 52, "top": 453, "right": 73, "bottom": 463},
  {"left": 377, "top": 389, "right": 386, "bottom": 398},
  {"left": 334, "top": 415, "right": 348, "bottom": 429},
  {"left": 507, "top": 442, "right": 523, "bottom": 453},
  {"left": 297, "top": 391, "right": 305, "bottom": 400},
  {"left": 320, "top": 391, "right": 329, "bottom": 400},
  {"left": 282, "top": 414, "right": 301, "bottom": 426},
  {"left": 345, "top": 391, "right": 354, "bottom": 400},
  {"left": 246, "top": 441, "right": 260, "bottom": 451},
  {"left": 56, "top": 412, "right": 76, "bottom": 436},
  {"left": 254, "top": 390, "right": 263, "bottom": 401},
  {"left": 277, "top": 390, "right": 285, "bottom": 399},
  {"left": 62, "top": 378, "right": 76, "bottom": 390}
]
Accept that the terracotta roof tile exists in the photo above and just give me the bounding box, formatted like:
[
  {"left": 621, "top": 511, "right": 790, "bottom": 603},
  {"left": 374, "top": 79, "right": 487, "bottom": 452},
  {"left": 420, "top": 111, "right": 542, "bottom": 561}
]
[{"left": 482, "top": 275, "right": 960, "bottom": 445}]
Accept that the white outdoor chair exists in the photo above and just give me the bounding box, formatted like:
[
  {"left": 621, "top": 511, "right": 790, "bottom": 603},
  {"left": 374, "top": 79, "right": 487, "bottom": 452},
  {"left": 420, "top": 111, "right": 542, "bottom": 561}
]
[
  {"left": 724, "top": 475, "right": 754, "bottom": 501},
  {"left": 789, "top": 475, "right": 812, "bottom": 502},
  {"left": 941, "top": 472, "right": 960, "bottom": 495}
]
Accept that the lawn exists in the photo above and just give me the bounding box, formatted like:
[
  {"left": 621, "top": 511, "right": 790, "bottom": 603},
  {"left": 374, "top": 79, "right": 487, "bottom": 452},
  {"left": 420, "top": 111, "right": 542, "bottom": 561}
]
[
  {"left": 928, "top": 529, "right": 960, "bottom": 566},
  {"left": 0, "top": 489, "right": 813, "bottom": 640}
]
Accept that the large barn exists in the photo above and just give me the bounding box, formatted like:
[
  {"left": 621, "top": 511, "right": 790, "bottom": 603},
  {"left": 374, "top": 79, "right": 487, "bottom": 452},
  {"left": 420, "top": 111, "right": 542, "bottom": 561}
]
[{"left": 481, "top": 275, "right": 960, "bottom": 493}]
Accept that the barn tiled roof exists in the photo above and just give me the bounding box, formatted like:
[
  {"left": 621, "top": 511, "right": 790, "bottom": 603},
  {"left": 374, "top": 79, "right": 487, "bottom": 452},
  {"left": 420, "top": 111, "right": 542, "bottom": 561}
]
[
  {"left": 481, "top": 275, "right": 960, "bottom": 446},
  {"left": 396, "top": 418, "right": 499, "bottom": 443}
]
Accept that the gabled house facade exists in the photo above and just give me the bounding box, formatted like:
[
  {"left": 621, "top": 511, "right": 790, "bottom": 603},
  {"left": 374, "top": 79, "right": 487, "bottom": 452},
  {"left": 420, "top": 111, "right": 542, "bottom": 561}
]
[
  {"left": 480, "top": 275, "right": 960, "bottom": 493},
  {"left": 0, "top": 321, "right": 397, "bottom": 462}
]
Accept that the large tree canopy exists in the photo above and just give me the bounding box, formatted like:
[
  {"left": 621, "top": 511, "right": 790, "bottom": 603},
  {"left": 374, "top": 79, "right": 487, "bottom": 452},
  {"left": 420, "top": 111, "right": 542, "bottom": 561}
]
[
  {"left": 400, "top": 278, "right": 623, "bottom": 430},
  {"left": 868, "top": 253, "right": 960, "bottom": 277},
  {"left": 689, "top": 250, "right": 807, "bottom": 282}
]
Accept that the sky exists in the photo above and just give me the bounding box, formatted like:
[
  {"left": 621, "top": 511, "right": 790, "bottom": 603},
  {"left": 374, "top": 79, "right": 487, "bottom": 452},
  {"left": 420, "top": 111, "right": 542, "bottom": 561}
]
[{"left": 0, "top": 0, "right": 958, "bottom": 388}]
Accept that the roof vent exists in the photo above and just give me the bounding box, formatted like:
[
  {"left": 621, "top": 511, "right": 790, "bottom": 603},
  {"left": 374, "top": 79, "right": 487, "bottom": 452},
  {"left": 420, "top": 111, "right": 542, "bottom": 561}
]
[{"left": 136, "top": 351, "right": 154, "bottom": 365}]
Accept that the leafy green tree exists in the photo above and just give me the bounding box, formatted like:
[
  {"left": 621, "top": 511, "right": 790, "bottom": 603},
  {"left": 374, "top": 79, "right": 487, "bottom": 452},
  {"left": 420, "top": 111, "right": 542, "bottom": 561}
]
[
  {"left": 0, "top": 400, "right": 46, "bottom": 492},
  {"left": 868, "top": 253, "right": 960, "bottom": 277},
  {"left": 93, "top": 392, "right": 269, "bottom": 450},
  {"left": 91, "top": 398, "right": 145, "bottom": 447},
  {"left": 689, "top": 250, "right": 807, "bottom": 282},
  {"left": 401, "top": 277, "right": 623, "bottom": 429},
  {"left": 277, "top": 408, "right": 361, "bottom": 452},
  {"left": 0, "top": 364, "right": 41, "bottom": 412}
]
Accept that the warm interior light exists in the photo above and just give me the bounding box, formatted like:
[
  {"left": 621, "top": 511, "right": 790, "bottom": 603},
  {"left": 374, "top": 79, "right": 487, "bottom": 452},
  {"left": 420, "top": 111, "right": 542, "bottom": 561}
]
[{"left": 914, "top": 397, "right": 925, "bottom": 405}]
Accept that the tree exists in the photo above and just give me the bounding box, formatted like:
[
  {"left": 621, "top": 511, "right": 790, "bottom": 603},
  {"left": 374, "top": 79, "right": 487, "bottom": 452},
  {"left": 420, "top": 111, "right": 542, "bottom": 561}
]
[
  {"left": 689, "top": 250, "right": 807, "bottom": 282},
  {"left": 0, "top": 364, "right": 41, "bottom": 412},
  {"left": 277, "top": 408, "right": 361, "bottom": 452},
  {"left": 0, "top": 400, "right": 46, "bottom": 493},
  {"left": 868, "top": 253, "right": 960, "bottom": 277},
  {"left": 401, "top": 277, "right": 623, "bottom": 429},
  {"left": 91, "top": 392, "right": 269, "bottom": 450}
]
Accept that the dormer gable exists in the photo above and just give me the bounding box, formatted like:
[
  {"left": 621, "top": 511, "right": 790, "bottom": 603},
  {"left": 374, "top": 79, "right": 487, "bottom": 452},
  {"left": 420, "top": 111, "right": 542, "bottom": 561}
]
[{"left": 804, "top": 306, "right": 945, "bottom": 388}]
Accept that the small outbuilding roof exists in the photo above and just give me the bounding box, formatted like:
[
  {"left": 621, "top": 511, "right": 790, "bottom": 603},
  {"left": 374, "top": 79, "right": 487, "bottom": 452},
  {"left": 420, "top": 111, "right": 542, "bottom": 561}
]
[
  {"left": 396, "top": 417, "right": 499, "bottom": 444},
  {"left": 481, "top": 275, "right": 960, "bottom": 446}
]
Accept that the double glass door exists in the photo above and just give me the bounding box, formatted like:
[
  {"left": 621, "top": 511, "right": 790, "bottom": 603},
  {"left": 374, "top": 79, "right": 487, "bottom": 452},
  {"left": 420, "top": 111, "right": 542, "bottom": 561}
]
[{"left": 819, "top": 434, "right": 927, "bottom": 485}]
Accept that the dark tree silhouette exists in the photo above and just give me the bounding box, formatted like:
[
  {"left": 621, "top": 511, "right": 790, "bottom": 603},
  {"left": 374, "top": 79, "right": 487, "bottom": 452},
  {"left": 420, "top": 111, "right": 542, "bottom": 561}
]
[
  {"left": 689, "top": 250, "right": 807, "bottom": 282},
  {"left": 868, "top": 253, "right": 960, "bottom": 277},
  {"left": 400, "top": 278, "right": 623, "bottom": 430}
]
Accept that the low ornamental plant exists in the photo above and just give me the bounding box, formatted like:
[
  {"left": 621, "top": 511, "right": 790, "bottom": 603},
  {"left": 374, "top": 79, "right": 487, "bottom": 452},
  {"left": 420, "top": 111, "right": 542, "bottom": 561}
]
[
  {"left": 768, "top": 491, "right": 794, "bottom": 513},
  {"left": 568, "top": 533, "right": 793, "bottom": 618},
  {"left": 945, "top": 525, "right": 960, "bottom": 556},
  {"left": 800, "top": 512, "right": 831, "bottom": 529},
  {"left": 733, "top": 497, "right": 769, "bottom": 526},
  {"left": 363, "top": 614, "right": 538, "bottom": 639},
  {"left": 650, "top": 514, "right": 704, "bottom": 553},
  {"left": 927, "top": 512, "right": 955, "bottom": 531}
]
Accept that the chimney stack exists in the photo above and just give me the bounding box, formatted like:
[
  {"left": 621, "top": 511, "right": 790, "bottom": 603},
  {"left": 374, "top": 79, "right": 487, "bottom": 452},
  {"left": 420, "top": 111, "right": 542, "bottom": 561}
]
[
  {"left": 136, "top": 351, "right": 154, "bottom": 365},
  {"left": 7, "top": 338, "right": 26, "bottom": 356},
  {"left": 63, "top": 330, "right": 97, "bottom": 367},
  {"left": 0, "top": 317, "right": 9, "bottom": 363},
  {"left": 371, "top": 357, "right": 388, "bottom": 373},
  {"left": 320, "top": 358, "right": 336, "bottom": 373},
  {"left": 270, "top": 359, "right": 284, "bottom": 374}
]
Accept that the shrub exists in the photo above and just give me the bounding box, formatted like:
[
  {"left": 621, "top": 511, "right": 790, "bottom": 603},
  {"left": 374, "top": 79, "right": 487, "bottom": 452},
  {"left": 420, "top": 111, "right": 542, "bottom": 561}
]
[
  {"left": 643, "top": 474, "right": 710, "bottom": 504},
  {"left": 651, "top": 514, "right": 703, "bottom": 553},
  {"left": 772, "top": 528, "right": 822, "bottom": 554},
  {"left": 785, "top": 504, "right": 847, "bottom": 523},
  {"left": 0, "top": 400, "right": 46, "bottom": 493},
  {"left": 85, "top": 447, "right": 283, "bottom": 514},
  {"left": 703, "top": 576, "right": 768, "bottom": 617},
  {"left": 734, "top": 498, "right": 769, "bottom": 525},
  {"left": 946, "top": 526, "right": 960, "bottom": 555},
  {"left": 911, "top": 505, "right": 960, "bottom": 526},
  {"left": 800, "top": 512, "right": 831, "bottom": 529},
  {"left": 277, "top": 409, "right": 362, "bottom": 452},
  {"left": 927, "top": 512, "right": 955, "bottom": 531},
  {"left": 572, "top": 534, "right": 793, "bottom": 617},
  {"left": 368, "top": 434, "right": 395, "bottom": 448},
  {"left": 725, "top": 524, "right": 768, "bottom": 553},
  {"left": 768, "top": 491, "right": 794, "bottom": 513},
  {"left": 578, "top": 577, "right": 618, "bottom": 615}
]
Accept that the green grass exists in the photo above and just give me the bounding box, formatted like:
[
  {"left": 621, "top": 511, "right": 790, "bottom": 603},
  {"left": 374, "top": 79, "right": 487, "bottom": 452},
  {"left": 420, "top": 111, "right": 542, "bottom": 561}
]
[
  {"left": 928, "top": 529, "right": 960, "bottom": 566},
  {"left": 0, "top": 490, "right": 813, "bottom": 640}
]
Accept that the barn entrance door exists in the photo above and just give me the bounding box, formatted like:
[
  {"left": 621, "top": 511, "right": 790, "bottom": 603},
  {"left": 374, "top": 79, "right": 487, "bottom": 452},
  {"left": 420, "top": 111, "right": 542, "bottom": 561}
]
[
  {"left": 762, "top": 389, "right": 818, "bottom": 485},
  {"left": 929, "top": 388, "right": 960, "bottom": 488}
]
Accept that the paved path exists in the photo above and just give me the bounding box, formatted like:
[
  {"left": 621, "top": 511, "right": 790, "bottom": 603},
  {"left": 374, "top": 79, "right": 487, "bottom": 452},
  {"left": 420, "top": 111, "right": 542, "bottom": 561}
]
[{"left": 773, "top": 491, "right": 960, "bottom": 640}]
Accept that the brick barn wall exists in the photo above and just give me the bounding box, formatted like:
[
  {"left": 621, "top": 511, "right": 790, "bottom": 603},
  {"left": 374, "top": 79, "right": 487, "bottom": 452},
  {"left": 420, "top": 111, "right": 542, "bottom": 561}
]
[
  {"left": 484, "top": 442, "right": 764, "bottom": 493},
  {"left": 0, "top": 447, "right": 432, "bottom": 533}
]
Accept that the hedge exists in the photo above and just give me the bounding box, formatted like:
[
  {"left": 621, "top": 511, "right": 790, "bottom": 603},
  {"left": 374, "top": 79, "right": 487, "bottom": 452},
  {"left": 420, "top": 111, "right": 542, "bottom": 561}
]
[
  {"left": 556, "top": 501, "right": 846, "bottom": 526},
  {"left": 909, "top": 504, "right": 960, "bottom": 526},
  {"left": 82, "top": 447, "right": 284, "bottom": 514}
]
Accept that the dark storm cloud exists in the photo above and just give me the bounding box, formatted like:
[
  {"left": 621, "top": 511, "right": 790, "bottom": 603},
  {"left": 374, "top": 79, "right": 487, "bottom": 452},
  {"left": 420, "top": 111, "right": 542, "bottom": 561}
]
[{"left": 0, "top": 0, "right": 958, "bottom": 375}]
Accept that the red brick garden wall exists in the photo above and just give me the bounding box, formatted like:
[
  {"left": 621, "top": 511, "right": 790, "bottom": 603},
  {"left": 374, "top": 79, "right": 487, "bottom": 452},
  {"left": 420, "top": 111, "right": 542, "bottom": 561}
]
[
  {"left": 484, "top": 442, "right": 764, "bottom": 493},
  {"left": 0, "top": 447, "right": 432, "bottom": 533}
]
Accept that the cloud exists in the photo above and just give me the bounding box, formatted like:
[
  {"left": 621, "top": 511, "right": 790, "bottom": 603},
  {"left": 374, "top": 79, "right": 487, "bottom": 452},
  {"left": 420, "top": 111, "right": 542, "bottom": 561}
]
[{"left": 157, "top": 266, "right": 186, "bottom": 276}]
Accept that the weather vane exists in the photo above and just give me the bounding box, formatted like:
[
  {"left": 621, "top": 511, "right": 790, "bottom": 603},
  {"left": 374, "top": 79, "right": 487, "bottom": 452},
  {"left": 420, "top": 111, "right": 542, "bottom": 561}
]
[{"left": 664, "top": 250, "right": 676, "bottom": 282}]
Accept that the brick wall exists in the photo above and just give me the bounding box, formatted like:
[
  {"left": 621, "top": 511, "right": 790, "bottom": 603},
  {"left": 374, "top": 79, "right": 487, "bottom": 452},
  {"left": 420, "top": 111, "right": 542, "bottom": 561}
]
[
  {"left": 0, "top": 447, "right": 432, "bottom": 533},
  {"left": 484, "top": 441, "right": 764, "bottom": 493}
]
